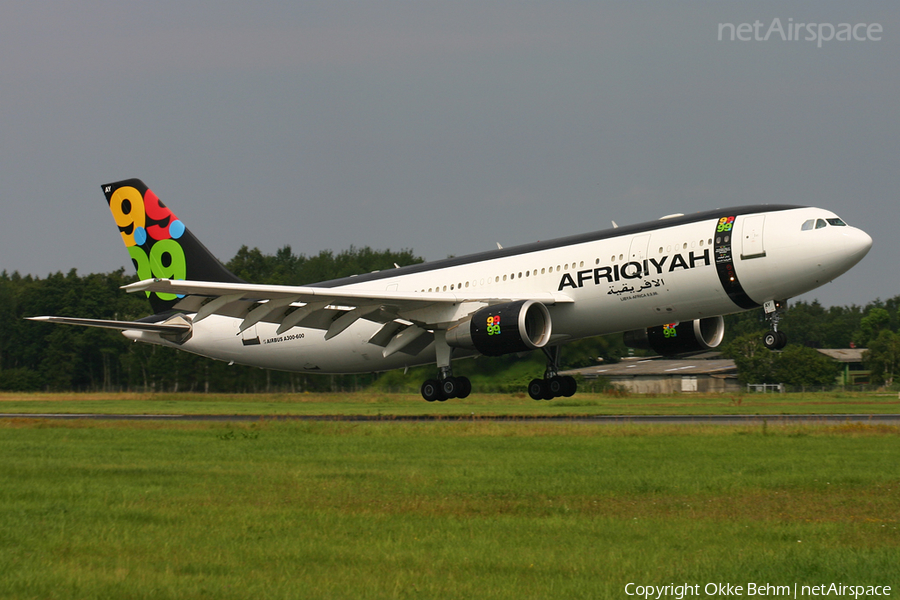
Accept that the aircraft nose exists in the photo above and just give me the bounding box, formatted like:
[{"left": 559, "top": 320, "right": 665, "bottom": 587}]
[{"left": 843, "top": 227, "right": 873, "bottom": 264}]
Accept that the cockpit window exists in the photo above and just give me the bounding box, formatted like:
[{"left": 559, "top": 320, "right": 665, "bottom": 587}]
[
  {"left": 815, "top": 219, "right": 827, "bottom": 229},
  {"left": 827, "top": 218, "right": 847, "bottom": 226},
  {"left": 801, "top": 219, "right": 815, "bottom": 231}
]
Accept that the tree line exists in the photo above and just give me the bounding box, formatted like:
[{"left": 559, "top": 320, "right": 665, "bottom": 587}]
[
  {"left": 1, "top": 244, "right": 898, "bottom": 392},
  {"left": 0, "top": 246, "right": 422, "bottom": 393}
]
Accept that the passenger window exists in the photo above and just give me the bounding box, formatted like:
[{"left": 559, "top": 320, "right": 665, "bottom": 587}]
[
  {"left": 816, "top": 219, "right": 827, "bottom": 229},
  {"left": 801, "top": 220, "right": 815, "bottom": 231}
]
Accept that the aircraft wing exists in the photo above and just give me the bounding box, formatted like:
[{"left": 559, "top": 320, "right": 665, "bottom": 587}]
[{"left": 124, "top": 278, "right": 573, "bottom": 346}]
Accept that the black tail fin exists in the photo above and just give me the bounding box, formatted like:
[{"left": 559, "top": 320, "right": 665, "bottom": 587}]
[{"left": 102, "top": 179, "right": 244, "bottom": 314}]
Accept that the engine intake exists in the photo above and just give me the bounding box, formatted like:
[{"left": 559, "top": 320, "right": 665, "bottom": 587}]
[
  {"left": 446, "top": 300, "right": 552, "bottom": 356},
  {"left": 623, "top": 316, "right": 725, "bottom": 356}
]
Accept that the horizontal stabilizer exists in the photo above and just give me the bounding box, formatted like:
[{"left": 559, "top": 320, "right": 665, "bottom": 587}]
[{"left": 26, "top": 316, "right": 191, "bottom": 334}]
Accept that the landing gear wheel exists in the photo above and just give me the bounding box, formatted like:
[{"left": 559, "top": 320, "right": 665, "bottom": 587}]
[
  {"left": 562, "top": 375, "right": 577, "bottom": 397},
  {"left": 441, "top": 377, "right": 458, "bottom": 399},
  {"left": 548, "top": 376, "right": 565, "bottom": 397},
  {"left": 423, "top": 376, "right": 471, "bottom": 401},
  {"left": 455, "top": 376, "right": 472, "bottom": 399},
  {"left": 441, "top": 376, "right": 472, "bottom": 400},
  {"left": 528, "top": 379, "right": 547, "bottom": 401},
  {"left": 529, "top": 378, "right": 564, "bottom": 400},
  {"left": 764, "top": 330, "right": 788, "bottom": 351},
  {"left": 421, "top": 379, "right": 443, "bottom": 402}
]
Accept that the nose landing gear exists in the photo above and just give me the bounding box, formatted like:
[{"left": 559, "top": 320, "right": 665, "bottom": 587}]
[{"left": 763, "top": 300, "right": 788, "bottom": 351}]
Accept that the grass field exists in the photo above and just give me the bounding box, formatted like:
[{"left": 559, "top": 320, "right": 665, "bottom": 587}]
[
  {"left": 1, "top": 390, "right": 899, "bottom": 417},
  {"left": 1, "top": 414, "right": 898, "bottom": 599}
]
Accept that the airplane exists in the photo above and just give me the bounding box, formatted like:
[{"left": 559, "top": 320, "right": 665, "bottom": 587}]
[{"left": 29, "top": 179, "right": 872, "bottom": 401}]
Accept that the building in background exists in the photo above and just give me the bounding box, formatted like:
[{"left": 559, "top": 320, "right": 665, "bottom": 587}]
[{"left": 561, "top": 354, "right": 739, "bottom": 394}]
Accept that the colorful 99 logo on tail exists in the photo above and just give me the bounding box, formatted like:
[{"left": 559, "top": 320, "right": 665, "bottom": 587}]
[{"left": 104, "top": 181, "right": 186, "bottom": 302}]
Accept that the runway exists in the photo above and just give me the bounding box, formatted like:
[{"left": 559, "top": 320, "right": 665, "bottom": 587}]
[{"left": 2, "top": 413, "right": 899, "bottom": 424}]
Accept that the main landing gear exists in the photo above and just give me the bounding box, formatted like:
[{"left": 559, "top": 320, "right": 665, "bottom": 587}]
[
  {"left": 762, "top": 300, "right": 788, "bottom": 351},
  {"left": 418, "top": 333, "right": 577, "bottom": 402},
  {"left": 421, "top": 375, "right": 471, "bottom": 402},
  {"left": 528, "top": 346, "right": 577, "bottom": 401},
  {"left": 421, "top": 330, "right": 472, "bottom": 402}
]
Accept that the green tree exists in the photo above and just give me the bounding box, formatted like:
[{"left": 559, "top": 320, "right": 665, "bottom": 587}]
[
  {"left": 863, "top": 330, "right": 900, "bottom": 387},
  {"left": 723, "top": 334, "right": 839, "bottom": 386},
  {"left": 771, "top": 345, "right": 841, "bottom": 387},
  {"left": 855, "top": 307, "right": 891, "bottom": 347},
  {"left": 722, "top": 334, "right": 777, "bottom": 384},
  {"left": 226, "top": 245, "right": 424, "bottom": 285}
]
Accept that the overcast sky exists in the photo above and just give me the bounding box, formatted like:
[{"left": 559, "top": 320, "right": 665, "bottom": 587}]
[{"left": 1, "top": 1, "right": 896, "bottom": 308}]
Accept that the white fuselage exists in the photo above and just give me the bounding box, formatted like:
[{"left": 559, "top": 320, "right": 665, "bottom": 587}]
[{"left": 126, "top": 205, "right": 872, "bottom": 373}]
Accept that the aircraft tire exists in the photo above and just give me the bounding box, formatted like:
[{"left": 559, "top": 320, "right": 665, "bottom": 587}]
[
  {"left": 528, "top": 379, "right": 547, "bottom": 400},
  {"left": 441, "top": 377, "right": 458, "bottom": 399},
  {"left": 421, "top": 379, "right": 443, "bottom": 402},
  {"left": 763, "top": 330, "right": 780, "bottom": 350},
  {"left": 776, "top": 331, "right": 788, "bottom": 350},
  {"left": 456, "top": 376, "right": 472, "bottom": 399},
  {"left": 562, "top": 375, "right": 577, "bottom": 397},
  {"left": 548, "top": 376, "right": 565, "bottom": 397}
]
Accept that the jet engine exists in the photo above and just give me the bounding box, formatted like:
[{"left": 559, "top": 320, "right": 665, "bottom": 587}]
[
  {"left": 623, "top": 316, "right": 725, "bottom": 356},
  {"left": 446, "top": 300, "right": 552, "bottom": 356}
]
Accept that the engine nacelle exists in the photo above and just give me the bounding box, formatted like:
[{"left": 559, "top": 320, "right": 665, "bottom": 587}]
[
  {"left": 446, "top": 300, "right": 552, "bottom": 357},
  {"left": 623, "top": 316, "right": 725, "bottom": 356}
]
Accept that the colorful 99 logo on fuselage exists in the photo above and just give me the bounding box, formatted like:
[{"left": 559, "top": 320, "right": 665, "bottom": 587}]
[
  {"left": 717, "top": 216, "right": 735, "bottom": 233},
  {"left": 109, "top": 186, "right": 186, "bottom": 300}
]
